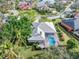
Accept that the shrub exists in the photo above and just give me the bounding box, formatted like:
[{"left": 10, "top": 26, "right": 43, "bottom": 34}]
[
  {"left": 58, "top": 32, "right": 62, "bottom": 37},
  {"left": 67, "top": 38, "right": 78, "bottom": 49}
]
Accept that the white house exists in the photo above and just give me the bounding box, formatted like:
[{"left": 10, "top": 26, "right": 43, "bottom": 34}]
[
  {"left": 37, "top": 0, "right": 55, "bottom": 10},
  {"left": 8, "top": 10, "right": 19, "bottom": 16},
  {"left": 28, "top": 22, "right": 59, "bottom": 48},
  {"left": 0, "top": 13, "right": 8, "bottom": 23},
  {"left": 39, "top": 0, "right": 55, "bottom": 5}
]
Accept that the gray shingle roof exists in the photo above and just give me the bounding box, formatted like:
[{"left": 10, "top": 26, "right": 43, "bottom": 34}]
[
  {"left": 38, "top": 22, "right": 55, "bottom": 33},
  {"left": 28, "top": 35, "right": 44, "bottom": 42}
]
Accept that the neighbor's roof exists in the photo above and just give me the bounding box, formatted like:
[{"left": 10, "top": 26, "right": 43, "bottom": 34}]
[
  {"left": 74, "top": 13, "right": 79, "bottom": 18},
  {"left": 39, "top": 0, "right": 55, "bottom": 4},
  {"left": 38, "top": 22, "right": 56, "bottom": 33},
  {"left": 38, "top": 0, "right": 55, "bottom": 7}
]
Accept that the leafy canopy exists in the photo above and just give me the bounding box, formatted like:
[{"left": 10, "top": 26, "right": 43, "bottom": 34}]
[{"left": 1, "top": 16, "right": 32, "bottom": 46}]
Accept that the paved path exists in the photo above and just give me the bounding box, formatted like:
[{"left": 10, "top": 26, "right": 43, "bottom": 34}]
[{"left": 47, "top": 0, "right": 76, "bottom": 19}]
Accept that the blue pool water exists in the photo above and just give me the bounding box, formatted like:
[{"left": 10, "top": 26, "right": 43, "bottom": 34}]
[{"left": 48, "top": 37, "right": 56, "bottom": 46}]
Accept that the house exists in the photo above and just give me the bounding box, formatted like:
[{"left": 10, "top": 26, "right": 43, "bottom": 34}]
[
  {"left": 60, "top": 0, "right": 69, "bottom": 4},
  {"left": 61, "top": 0, "right": 68, "bottom": 4},
  {"left": 39, "top": 0, "right": 55, "bottom": 5},
  {"left": 8, "top": 10, "right": 19, "bottom": 16},
  {"left": 28, "top": 22, "right": 59, "bottom": 48},
  {"left": 74, "top": 12, "right": 79, "bottom": 19},
  {"left": 2, "top": 14, "right": 9, "bottom": 23},
  {"left": 0, "top": 13, "right": 8, "bottom": 23},
  {"left": 60, "top": 17, "right": 79, "bottom": 32},
  {"left": 18, "top": 2, "right": 32, "bottom": 10},
  {"left": 71, "top": 0, "right": 79, "bottom": 9},
  {"left": 37, "top": 0, "right": 55, "bottom": 10},
  {"left": 73, "top": 12, "right": 79, "bottom": 37},
  {"left": 61, "top": 18, "right": 74, "bottom": 32}
]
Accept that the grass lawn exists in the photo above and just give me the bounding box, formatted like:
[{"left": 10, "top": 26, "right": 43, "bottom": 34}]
[
  {"left": 39, "top": 17, "right": 52, "bottom": 22},
  {"left": 16, "top": 47, "right": 43, "bottom": 59}
]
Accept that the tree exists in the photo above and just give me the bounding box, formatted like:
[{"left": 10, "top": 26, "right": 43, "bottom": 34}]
[
  {"left": 0, "top": 16, "right": 32, "bottom": 47},
  {"left": 67, "top": 38, "right": 78, "bottom": 49},
  {"left": 53, "top": 2, "right": 65, "bottom": 12}
]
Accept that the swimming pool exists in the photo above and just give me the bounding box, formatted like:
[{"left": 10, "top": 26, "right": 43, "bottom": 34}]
[{"left": 48, "top": 37, "right": 56, "bottom": 46}]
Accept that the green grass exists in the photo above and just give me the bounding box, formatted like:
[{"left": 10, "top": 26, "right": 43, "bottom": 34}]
[
  {"left": 39, "top": 17, "right": 52, "bottom": 22},
  {"left": 16, "top": 46, "right": 43, "bottom": 59}
]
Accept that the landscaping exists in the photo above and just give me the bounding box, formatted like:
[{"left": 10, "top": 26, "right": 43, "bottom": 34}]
[{"left": 0, "top": 0, "right": 79, "bottom": 59}]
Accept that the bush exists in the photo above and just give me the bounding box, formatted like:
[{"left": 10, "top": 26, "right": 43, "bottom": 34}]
[
  {"left": 58, "top": 32, "right": 62, "bottom": 37},
  {"left": 32, "top": 43, "right": 41, "bottom": 50},
  {"left": 67, "top": 38, "right": 78, "bottom": 49}
]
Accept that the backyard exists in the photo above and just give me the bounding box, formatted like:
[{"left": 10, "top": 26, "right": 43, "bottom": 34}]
[{"left": 0, "top": 0, "right": 79, "bottom": 59}]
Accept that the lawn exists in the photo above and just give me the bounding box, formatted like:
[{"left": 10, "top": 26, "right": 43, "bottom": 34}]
[
  {"left": 16, "top": 46, "right": 43, "bottom": 59},
  {"left": 39, "top": 17, "right": 52, "bottom": 22}
]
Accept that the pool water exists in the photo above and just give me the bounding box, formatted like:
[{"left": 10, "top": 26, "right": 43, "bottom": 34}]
[{"left": 48, "top": 37, "right": 56, "bottom": 46}]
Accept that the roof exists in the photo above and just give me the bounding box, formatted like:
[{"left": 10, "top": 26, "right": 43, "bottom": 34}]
[
  {"left": 38, "top": 22, "right": 56, "bottom": 33},
  {"left": 28, "top": 34, "right": 44, "bottom": 42},
  {"left": 74, "top": 13, "right": 79, "bottom": 18},
  {"left": 40, "top": 0, "right": 55, "bottom": 4},
  {"left": 18, "top": 2, "right": 31, "bottom": 10},
  {"left": 62, "top": 18, "right": 75, "bottom": 29},
  {"left": 61, "top": 22, "right": 73, "bottom": 32},
  {"left": 38, "top": 0, "right": 55, "bottom": 7}
]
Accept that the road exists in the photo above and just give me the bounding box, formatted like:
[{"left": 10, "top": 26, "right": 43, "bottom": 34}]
[
  {"left": 47, "top": 0, "right": 76, "bottom": 19},
  {"left": 59, "top": 0, "right": 76, "bottom": 16},
  {"left": 35, "top": 0, "right": 76, "bottom": 21}
]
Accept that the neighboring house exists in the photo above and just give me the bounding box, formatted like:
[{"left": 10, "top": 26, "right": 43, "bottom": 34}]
[
  {"left": 2, "top": 14, "right": 9, "bottom": 23},
  {"left": 61, "top": 16, "right": 79, "bottom": 32},
  {"left": 60, "top": 0, "right": 72, "bottom": 4},
  {"left": 37, "top": 0, "right": 55, "bottom": 10},
  {"left": 74, "top": 12, "right": 79, "bottom": 19},
  {"left": 60, "top": 0, "right": 69, "bottom": 4},
  {"left": 18, "top": 2, "right": 32, "bottom": 10},
  {"left": 8, "top": 10, "right": 19, "bottom": 16},
  {"left": 65, "top": 8, "right": 73, "bottom": 13},
  {"left": 28, "top": 22, "right": 59, "bottom": 48},
  {"left": 38, "top": 0, "right": 55, "bottom": 5},
  {"left": 71, "top": 0, "right": 79, "bottom": 9},
  {"left": 0, "top": 13, "right": 8, "bottom": 28},
  {"left": 0, "top": 13, "right": 8, "bottom": 23},
  {"left": 61, "top": 18, "right": 74, "bottom": 32},
  {"left": 73, "top": 12, "right": 79, "bottom": 37}
]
